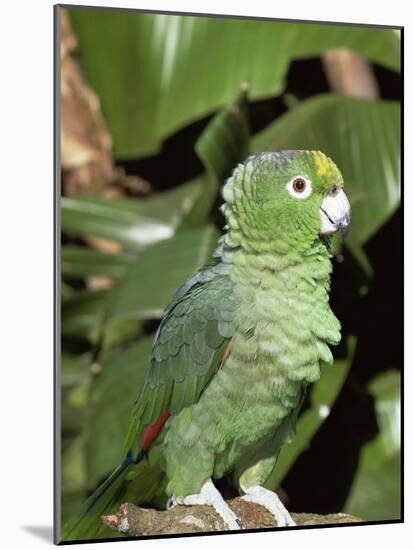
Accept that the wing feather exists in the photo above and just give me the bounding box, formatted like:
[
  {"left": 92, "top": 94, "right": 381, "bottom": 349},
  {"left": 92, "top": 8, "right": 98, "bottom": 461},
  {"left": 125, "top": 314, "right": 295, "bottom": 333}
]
[{"left": 123, "top": 261, "right": 237, "bottom": 456}]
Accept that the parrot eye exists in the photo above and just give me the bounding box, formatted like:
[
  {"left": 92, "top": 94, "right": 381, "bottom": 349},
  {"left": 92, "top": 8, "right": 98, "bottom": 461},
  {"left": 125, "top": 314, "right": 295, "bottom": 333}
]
[
  {"left": 293, "top": 178, "right": 306, "bottom": 192},
  {"left": 286, "top": 176, "right": 312, "bottom": 199}
]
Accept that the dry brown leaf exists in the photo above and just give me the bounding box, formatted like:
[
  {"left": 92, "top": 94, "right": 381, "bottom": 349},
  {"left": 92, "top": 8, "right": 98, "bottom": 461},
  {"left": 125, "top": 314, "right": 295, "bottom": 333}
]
[{"left": 322, "top": 48, "right": 379, "bottom": 99}]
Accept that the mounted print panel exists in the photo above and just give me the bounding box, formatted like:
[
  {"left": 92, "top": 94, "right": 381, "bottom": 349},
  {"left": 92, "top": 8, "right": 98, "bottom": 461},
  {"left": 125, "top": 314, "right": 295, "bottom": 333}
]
[{"left": 54, "top": 3, "right": 402, "bottom": 544}]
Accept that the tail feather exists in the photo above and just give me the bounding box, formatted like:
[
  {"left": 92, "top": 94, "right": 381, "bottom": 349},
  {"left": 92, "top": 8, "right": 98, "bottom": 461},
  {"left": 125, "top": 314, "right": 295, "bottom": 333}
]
[{"left": 60, "top": 444, "right": 167, "bottom": 542}]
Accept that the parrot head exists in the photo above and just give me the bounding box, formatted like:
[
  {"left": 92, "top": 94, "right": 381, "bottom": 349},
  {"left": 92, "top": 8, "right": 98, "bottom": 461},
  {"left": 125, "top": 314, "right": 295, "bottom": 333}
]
[{"left": 222, "top": 150, "right": 351, "bottom": 253}]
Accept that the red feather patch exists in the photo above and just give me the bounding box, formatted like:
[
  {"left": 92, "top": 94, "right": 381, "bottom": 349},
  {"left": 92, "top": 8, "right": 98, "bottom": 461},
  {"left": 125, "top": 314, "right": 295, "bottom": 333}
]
[{"left": 140, "top": 409, "right": 170, "bottom": 452}]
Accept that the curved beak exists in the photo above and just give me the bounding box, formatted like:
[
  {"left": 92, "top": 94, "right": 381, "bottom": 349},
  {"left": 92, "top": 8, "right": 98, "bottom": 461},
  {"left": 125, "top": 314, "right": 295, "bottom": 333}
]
[{"left": 320, "top": 188, "right": 351, "bottom": 237}]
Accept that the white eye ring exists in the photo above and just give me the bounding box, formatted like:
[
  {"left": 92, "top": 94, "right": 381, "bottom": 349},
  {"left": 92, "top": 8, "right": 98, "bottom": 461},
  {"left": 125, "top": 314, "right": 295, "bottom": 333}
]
[{"left": 286, "top": 176, "right": 312, "bottom": 199}]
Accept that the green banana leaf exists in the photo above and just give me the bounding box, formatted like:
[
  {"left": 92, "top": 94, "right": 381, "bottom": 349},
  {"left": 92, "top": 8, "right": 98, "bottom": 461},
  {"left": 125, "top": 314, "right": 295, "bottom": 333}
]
[
  {"left": 61, "top": 280, "right": 75, "bottom": 300},
  {"left": 252, "top": 95, "right": 401, "bottom": 248},
  {"left": 195, "top": 87, "right": 250, "bottom": 182},
  {"left": 61, "top": 179, "right": 202, "bottom": 252},
  {"left": 83, "top": 337, "right": 154, "bottom": 486},
  {"left": 61, "top": 289, "right": 109, "bottom": 343},
  {"left": 343, "top": 370, "right": 401, "bottom": 521},
  {"left": 100, "top": 225, "right": 219, "bottom": 342},
  {"left": 61, "top": 354, "right": 91, "bottom": 435},
  {"left": 68, "top": 8, "right": 400, "bottom": 158},
  {"left": 61, "top": 434, "right": 88, "bottom": 523},
  {"left": 185, "top": 87, "right": 250, "bottom": 225},
  {"left": 61, "top": 353, "right": 91, "bottom": 388},
  {"left": 62, "top": 246, "right": 135, "bottom": 280}
]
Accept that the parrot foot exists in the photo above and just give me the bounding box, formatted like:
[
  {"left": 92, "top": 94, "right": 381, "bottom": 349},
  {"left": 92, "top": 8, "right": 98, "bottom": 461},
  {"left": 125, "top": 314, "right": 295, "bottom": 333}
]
[
  {"left": 171, "top": 479, "right": 242, "bottom": 530},
  {"left": 240, "top": 484, "right": 296, "bottom": 527}
]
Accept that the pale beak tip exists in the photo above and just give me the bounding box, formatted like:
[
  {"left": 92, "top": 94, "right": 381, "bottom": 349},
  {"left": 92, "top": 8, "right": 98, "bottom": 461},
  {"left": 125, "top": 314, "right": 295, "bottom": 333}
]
[
  {"left": 320, "top": 188, "right": 351, "bottom": 238},
  {"left": 338, "top": 212, "right": 351, "bottom": 237}
]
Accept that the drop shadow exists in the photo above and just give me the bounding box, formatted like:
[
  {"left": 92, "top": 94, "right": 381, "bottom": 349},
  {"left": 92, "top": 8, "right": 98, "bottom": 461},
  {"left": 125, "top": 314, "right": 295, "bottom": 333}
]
[{"left": 21, "top": 525, "right": 54, "bottom": 543}]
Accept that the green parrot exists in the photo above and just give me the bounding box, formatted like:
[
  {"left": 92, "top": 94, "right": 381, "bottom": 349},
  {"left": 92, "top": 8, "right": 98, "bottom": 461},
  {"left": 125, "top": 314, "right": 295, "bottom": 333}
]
[{"left": 62, "top": 150, "right": 351, "bottom": 541}]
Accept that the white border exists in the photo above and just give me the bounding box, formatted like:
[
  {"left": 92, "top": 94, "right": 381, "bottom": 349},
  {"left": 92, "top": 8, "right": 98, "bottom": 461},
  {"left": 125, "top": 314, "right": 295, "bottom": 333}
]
[{"left": 0, "top": 1, "right": 410, "bottom": 549}]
